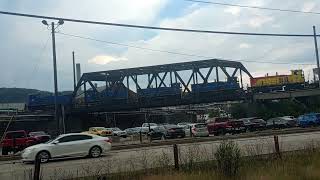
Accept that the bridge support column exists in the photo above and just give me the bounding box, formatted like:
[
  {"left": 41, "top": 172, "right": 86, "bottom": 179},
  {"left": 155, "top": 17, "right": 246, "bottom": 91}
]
[
  {"left": 216, "top": 66, "right": 219, "bottom": 82},
  {"left": 240, "top": 69, "right": 243, "bottom": 88}
]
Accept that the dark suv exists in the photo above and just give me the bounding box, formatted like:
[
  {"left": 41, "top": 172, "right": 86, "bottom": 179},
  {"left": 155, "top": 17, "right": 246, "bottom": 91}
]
[
  {"left": 149, "top": 125, "right": 185, "bottom": 140},
  {"left": 239, "top": 117, "right": 266, "bottom": 131},
  {"left": 163, "top": 125, "right": 185, "bottom": 138}
]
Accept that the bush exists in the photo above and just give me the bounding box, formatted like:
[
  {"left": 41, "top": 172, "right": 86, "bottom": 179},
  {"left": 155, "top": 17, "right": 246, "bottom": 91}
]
[{"left": 215, "top": 140, "right": 241, "bottom": 177}]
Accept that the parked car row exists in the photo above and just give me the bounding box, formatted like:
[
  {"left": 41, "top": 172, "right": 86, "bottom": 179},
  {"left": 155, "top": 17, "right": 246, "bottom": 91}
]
[{"left": 1, "top": 112, "right": 317, "bottom": 160}]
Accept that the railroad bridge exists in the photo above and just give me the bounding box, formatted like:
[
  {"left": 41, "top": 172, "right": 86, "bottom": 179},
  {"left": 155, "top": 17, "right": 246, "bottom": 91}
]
[{"left": 72, "top": 59, "right": 252, "bottom": 113}]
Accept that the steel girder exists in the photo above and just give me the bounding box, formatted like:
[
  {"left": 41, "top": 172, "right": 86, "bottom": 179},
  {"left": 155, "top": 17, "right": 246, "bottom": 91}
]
[
  {"left": 73, "top": 59, "right": 252, "bottom": 104},
  {"left": 80, "top": 59, "right": 252, "bottom": 81}
]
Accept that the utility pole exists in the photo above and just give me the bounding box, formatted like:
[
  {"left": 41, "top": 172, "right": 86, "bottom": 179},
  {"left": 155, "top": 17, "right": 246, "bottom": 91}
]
[
  {"left": 72, "top": 51, "right": 76, "bottom": 91},
  {"left": 42, "top": 19, "right": 64, "bottom": 135},
  {"left": 51, "top": 22, "right": 59, "bottom": 134},
  {"left": 313, "top": 26, "right": 320, "bottom": 88}
]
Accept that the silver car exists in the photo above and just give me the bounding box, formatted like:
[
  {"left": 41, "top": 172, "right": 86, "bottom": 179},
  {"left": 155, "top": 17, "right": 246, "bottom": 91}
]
[{"left": 184, "top": 123, "right": 209, "bottom": 137}]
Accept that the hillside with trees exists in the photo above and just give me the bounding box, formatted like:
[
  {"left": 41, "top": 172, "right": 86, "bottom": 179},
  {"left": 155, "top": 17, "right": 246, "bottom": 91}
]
[{"left": 0, "top": 88, "right": 50, "bottom": 103}]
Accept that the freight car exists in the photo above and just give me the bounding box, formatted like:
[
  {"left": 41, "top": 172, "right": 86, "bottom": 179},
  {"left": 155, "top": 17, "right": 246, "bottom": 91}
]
[
  {"left": 250, "top": 70, "right": 305, "bottom": 93},
  {"left": 191, "top": 81, "right": 240, "bottom": 93},
  {"left": 28, "top": 94, "right": 72, "bottom": 111},
  {"left": 137, "top": 83, "right": 182, "bottom": 106},
  {"left": 190, "top": 81, "right": 243, "bottom": 103},
  {"left": 137, "top": 83, "right": 181, "bottom": 97}
]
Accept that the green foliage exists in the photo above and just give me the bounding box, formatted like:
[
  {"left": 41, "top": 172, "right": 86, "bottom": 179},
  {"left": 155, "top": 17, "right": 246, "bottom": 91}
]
[
  {"left": 208, "top": 109, "right": 220, "bottom": 118},
  {"left": 215, "top": 140, "right": 241, "bottom": 177},
  {"left": 230, "top": 96, "right": 320, "bottom": 120},
  {"left": 0, "top": 88, "right": 46, "bottom": 103}
]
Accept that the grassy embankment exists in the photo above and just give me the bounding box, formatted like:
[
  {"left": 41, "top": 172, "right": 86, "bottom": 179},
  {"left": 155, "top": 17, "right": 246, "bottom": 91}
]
[{"left": 72, "top": 141, "right": 320, "bottom": 180}]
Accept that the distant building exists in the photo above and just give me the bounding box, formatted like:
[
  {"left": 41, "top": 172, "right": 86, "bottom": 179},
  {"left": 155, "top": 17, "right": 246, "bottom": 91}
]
[{"left": 0, "top": 103, "right": 26, "bottom": 112}]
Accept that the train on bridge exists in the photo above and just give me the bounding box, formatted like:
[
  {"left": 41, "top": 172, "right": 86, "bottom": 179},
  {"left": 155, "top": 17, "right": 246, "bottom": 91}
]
[{"left": 26, "top": 59, "right": 319, "bottom": 112}]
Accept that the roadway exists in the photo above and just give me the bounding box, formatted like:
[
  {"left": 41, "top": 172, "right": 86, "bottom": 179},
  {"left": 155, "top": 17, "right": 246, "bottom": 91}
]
[{"left": 1, "top": 131, "right": 320, "bottom": 180}]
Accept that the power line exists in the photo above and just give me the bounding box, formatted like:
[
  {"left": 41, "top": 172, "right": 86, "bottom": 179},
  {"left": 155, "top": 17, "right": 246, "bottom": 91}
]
[
  {"left": 57, "top": 32, "right": 207, "bottom": 58},
  {"left": 57, "top": 31, "right": 315, "bottom": 66},
  {"left": 184, "top": 0, "right": 320, "bottom": 15},
  {"left": 0, "top": 10, "right": 319, "bottom": 37}
]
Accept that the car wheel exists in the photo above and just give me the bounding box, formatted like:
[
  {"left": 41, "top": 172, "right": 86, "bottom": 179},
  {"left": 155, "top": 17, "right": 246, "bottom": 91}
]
[
  {"left": 36, "top": 151, "right": 50, "bottom": 163},
  {"left": 89, "top": 146, "right": 102, "bottom": 158},
  {"left": 218, "top": 129, "right": 226, "bottom": 136},
  {"left": 2, "top": 147, "right": 8, "bottom": 155}
]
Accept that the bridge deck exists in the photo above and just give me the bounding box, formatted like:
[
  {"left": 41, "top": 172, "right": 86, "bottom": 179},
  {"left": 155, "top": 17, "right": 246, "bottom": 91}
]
[{"left": 253, "top": 88, "right": 320, "bottom": 100}]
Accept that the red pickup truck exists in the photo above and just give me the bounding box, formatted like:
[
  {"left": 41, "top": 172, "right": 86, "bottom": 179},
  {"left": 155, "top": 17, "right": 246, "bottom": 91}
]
[
  {"left": 1, "top": 130, "right": 37, "bottom": 155},
  {"left": 207, "top": 117, "right": 246, "bottom": 136}
]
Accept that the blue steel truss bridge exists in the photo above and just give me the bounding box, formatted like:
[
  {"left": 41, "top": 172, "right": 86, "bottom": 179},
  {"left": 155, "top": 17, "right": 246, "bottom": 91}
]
[{"left": 72, "top": 58, "right": 252, "bottom": 113}]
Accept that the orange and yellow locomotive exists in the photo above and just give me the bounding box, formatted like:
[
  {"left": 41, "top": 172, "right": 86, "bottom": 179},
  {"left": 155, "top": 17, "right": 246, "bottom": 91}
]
[{"left": 250, "top": 70, "right": 305, "bottom": 92}]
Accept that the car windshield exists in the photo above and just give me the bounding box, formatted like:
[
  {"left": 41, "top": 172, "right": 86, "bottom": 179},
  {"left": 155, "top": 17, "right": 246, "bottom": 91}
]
[
  {"left": 252, "top": 119, "right": 265, "bottom": 123},
  {"left": 112, "top": 128, "right": 121, "bottom": 131},
  {"left": 94, "top": 127, "right": 106, "bottom": 131},
  {"left": 29, "top": 131, "right": 46, "bottom": 136},
  {"left": 242, "top": 119, "right": 251, "bottom": 123},
  {"left": 267, "top": 118, "right": 279, "bottom": 123},
  {"left": 215, "top": 118, "right": 229, "bottom": 122},
  {"left": 46, "top": 135, "right": 63, "bottom": 144},
  {"left": 164, "top": 125, "right": 178, "bottom": 129},
  {"left": 281, "top": 117, "right": 293, "bottom": 121},
  {"left": 6, "top": 132, "right": 25, "bottom": 139},
  {"left": 195, "top": 124, "right": 206, "bottom": 128},
  {"left": 154, "top": 126, "right": 166, "bottom": 132},
  {"left": 143, "top": 123, "right": 157, "bottom": 127}
]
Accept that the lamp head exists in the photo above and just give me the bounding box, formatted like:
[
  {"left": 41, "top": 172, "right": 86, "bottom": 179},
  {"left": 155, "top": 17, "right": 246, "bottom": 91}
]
[
  {"left": 58, "top": 19, "right": 64, "bottom": 25},
  {"left": 42, "top": 20, "right": 48, "bottom": 26}
]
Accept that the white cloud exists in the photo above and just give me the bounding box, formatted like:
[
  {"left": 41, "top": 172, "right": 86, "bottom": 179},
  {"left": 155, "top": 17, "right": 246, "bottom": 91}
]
[
  {"left": 224, "top": 7, "right": 241, "bottom": 16},
  {"left": 239, "top": 43, "right": 251, "bottom": 49},
  {"left": 302, "top": 1, "right": 316, "bottom": 12},
  {"left": 248, "top": 16, "right": 273, "bottom": 28},
  {"left": 88, "top": 55, "right": 127, "bottom": 65}
]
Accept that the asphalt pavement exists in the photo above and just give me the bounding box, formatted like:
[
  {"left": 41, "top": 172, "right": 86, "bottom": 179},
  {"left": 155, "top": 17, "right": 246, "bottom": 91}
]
[{"left": 1, "top": 131, "right": 320, "bottom": 180}]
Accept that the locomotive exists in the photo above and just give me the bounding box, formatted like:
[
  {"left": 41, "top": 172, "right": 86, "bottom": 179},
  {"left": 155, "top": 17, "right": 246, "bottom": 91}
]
[{"left": 250, "top": 70, "right": 305, "bottom": 93}]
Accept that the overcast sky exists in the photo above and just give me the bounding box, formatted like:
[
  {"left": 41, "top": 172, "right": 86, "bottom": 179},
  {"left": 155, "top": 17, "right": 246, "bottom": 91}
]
[{"left": 0, "top": 0, "right": 319, "bottom": 91}]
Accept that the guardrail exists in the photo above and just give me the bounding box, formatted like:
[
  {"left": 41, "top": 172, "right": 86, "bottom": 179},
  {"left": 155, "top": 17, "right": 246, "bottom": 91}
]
[{"left": 1, "top": 127, "right": 320, "bottom": 162}]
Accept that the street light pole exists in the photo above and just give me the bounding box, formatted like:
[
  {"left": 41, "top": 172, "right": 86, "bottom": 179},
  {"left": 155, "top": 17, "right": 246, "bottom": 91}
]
[
  {"left": 72, "top": 51, "right": 76, "bottom": 91},
  {"left": 51, "top": 22, "right": 59, "bottom": 134},
  {"left": 313, "top": 26, "right": 320, "bottom": 88},
  {"left": 42, "top": 19, "right": 64, "bottom": 135}
]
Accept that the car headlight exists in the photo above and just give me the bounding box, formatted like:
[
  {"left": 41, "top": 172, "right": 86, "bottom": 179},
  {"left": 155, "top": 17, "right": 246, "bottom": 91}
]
[{"left": 22, "top": 149, "right": 31, "bottom": 154}]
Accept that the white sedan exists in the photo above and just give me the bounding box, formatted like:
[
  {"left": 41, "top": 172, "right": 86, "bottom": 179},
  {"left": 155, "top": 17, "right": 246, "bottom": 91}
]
[{"left": 22, "top": 133, "right": 112, "bottom": 163}]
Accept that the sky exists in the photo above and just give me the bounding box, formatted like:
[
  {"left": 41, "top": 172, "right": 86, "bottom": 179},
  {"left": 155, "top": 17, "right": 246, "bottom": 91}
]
[{"left": 0, "top": 0, "right": 319, "bottom": 91}]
